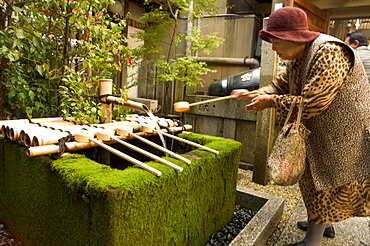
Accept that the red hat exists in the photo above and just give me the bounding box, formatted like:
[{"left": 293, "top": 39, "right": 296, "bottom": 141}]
[{"left": 259, "top": 7, "right": 320, "bottom": 43}]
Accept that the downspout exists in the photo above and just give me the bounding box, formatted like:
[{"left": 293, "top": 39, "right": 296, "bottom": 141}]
[{"left": 179, "top": 1, "right": 194, "bottom": 109}]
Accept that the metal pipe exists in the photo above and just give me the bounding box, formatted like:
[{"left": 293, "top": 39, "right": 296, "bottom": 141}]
[{"left": 194, "top": 57, "right": 260, "bottom": 68}]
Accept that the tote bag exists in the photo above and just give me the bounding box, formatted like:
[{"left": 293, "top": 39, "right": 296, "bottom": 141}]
[{"left": 267, "top": 96, "right": 310, "bottom": 186}]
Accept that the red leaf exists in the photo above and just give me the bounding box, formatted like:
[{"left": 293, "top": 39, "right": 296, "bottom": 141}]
[{"left": 126, "top": 57, "right": 132, "bottom": 66}]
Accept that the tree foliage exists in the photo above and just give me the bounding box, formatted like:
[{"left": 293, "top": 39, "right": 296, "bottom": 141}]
[
  {"left": 0, "top": 0, "right": 131, "bottom": 122},
  {"left": 0, "top": 0, "right": 223, "bottom": 119},
  {"left": 132, "top": 0, "right": 223, "bottom": 114}
]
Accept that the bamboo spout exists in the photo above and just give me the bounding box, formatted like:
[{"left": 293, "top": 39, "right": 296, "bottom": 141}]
[{"left": 105, "top": 96, "right": 149, "bottom": 113}]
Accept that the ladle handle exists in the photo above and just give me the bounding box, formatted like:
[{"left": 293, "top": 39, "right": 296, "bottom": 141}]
[{"left": 188, "top": 91, "right": 255, "bottom": 107}]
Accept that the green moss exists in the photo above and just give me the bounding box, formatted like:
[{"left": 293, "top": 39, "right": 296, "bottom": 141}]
[{"left": 1, "top": 132, "right": 241, "bottom": 246}]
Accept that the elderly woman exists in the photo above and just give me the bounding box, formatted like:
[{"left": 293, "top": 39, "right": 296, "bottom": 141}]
[{"left": 232, "top": 6, "right": 370, "bottom": 246}]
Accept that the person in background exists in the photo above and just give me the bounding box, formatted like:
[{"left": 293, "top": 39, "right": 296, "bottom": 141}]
[
  {"left": 345, "top": 31, "right": 370, "bottom": 82},
  {"left": 231, "top": 7, "right": 370, "bottom": 246}
]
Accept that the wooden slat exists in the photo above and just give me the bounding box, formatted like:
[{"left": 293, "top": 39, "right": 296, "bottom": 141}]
[{"left": 286, "top": 0, "right": 330, "bottom": 33}]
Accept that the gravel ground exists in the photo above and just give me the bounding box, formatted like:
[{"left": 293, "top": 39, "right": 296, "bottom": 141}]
[{"left": 237, "top": 168, "right": 302, "bottom": 246}]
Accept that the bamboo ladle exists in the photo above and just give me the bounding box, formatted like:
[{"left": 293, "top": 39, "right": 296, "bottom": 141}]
[{"left": 173, "top": 91, "right": 255, "bottom": 112}]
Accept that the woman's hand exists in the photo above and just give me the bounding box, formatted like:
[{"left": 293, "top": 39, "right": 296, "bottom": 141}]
[
  {"left": 230, "top": 89, "right": 257, "bottom": 100},
  {"left": 245, "top": 94, "right": 274, "bottom": 112}
]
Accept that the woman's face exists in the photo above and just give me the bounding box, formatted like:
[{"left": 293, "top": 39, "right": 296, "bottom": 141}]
[{"left": 269, "top": 38, "right": 307, "bottom": 60}]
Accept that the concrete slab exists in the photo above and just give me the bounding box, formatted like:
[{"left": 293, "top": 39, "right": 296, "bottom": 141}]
[{"left": 230, "top": 186, "right": 285, "bottom": 246}]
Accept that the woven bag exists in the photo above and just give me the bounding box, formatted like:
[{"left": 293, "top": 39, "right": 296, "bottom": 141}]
[{"left": 267, "top": 96, "right": 310, "bottom": 186}]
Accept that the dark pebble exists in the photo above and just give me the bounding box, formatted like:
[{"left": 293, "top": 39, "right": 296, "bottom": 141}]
[
  {"left": 0, "top": 224, "right": 22, "bottom": 246},
  {"left": 205, "top": 204, "right": 257, "bottom": 245}
]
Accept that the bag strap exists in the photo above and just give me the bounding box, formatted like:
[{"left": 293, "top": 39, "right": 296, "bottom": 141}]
[
  {"left": 284, "top": 96, "right": 298, "bottom": 126},
  {"left": 284, "top": 96, "right": 304, "bottom": 126},
  {"left": 295, "top": 96, "right": 304, "bottom": 126}
]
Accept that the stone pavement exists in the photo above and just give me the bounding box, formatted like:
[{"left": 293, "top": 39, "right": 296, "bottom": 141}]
[
  {"left": 274, "top": 198, "right": 370, "bottom": 246},
  {"left": 236, "top": 169, "right": 370, "bottom": 246}
]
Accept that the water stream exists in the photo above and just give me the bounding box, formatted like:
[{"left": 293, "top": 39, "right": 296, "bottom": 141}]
[{"left": 144, "top": 110, "right": 168, "bottom": 156}]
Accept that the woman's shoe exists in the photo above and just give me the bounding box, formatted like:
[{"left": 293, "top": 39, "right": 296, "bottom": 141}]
[
  {"left": 284, "top": 241, "right": 308, "bottom": 246},
  {"left": 297, "top": 221, "right": 336, "bottom": 238}
]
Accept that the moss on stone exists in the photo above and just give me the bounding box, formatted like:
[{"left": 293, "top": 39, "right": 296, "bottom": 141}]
[{"left": 0, "top": 132, "right": 241, "bottom": 246}]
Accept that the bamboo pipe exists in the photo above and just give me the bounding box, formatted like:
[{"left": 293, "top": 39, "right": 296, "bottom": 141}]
[
  {"left": 18, "top": 124, "right": 76, "bottom": 145},
  {"left": 157, "top": 131, "right": 219, "bottom": 154},
  {"left": 8, "top": 124, "right": 39, "bottom": 141},
  {"left": 29, "top": 117, "right": 75, "bottom": 123},
  {"left": 8, "top": 121, "right": 76, "bottom": 142},
  {"left": 173, "top": 91, "right": 256, "bottom": 112},
  {"left": 36, "top": 121, "right": 77, "bottom": 129},
  {"left": 27, "top": 125, "right": 193, "bottom": 157},
  {"left": 129, "top": 133, "right": 191, "bottom": 164},
  {"left": 100, "top": 79, "right": 113, "bottom": 123},
  {"left": 0, "top": 117, "right": 75, "bottom": 135},
  {"left": 53, "top": 125, "right": 87, "bottom": 135},
  {"left": 22, "top": 129, "right": 58, "bottom": 147},
  {"left": 89, "top": 138, "right": 162, "bottom": 176},
  {"left": 111, "top": 136, "right": 183, "bottom": 172},
  {"left": 22, "top": 125, "right": 99, "bottom": 146},
  {"left": 32, "top": 131, "right": 72, "bottom": 146},
  {"left": 1, "top": 119, "right": 29, "bottom": 135},
  {"left": 91, "top": 121, "right": 141, "bottom": 132},
  {"left": 105, "top": 96, "right": 150, "bottom": 113},
  {"left": 27, "top": 141, "right": 96, "bottom": 157}
]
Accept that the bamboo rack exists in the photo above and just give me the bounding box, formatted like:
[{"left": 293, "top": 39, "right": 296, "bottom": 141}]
[
  {"left": 27, "top": 125, "right": 193, "bottom": 157},
  {"left": 2, "top": 116, "right": 222, "bottom": 176}
]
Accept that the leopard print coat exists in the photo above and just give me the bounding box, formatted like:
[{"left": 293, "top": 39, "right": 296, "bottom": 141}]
[{"left": 256, "top": 34, "right": 370, "bottom": 190}]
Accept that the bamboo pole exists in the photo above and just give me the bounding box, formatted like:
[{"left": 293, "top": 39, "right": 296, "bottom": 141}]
[
  {"left": 33, "top": 131, "right": 71, "bottom": 146},
  {"left": 89, "top": 138, "right": 162, "bottom": 176},
  {"left": 173, "top": 91, "right": 255, "bottom": 112},
  {"left": 27, "top": 141, "right": 96, "bottom": 157},
  {"left": 36, "top": 121, "right": 76, "bottom": 128},
  {"left": 157, "top": 131, "right": 219, "bottom": 154},
  {"left": 8, "top": 124, "right": 39, "bottom": 141},
  {"left": 111, "top": 136, "right": 183, "bottom": 172},
  {"left": 129, "top": 133, "right": 191, "bottom": 164},
  {"left": 29, "top": 117, "right": 75, "bottom": 123},
  {"left": 0, "top": 117, "right": 76, "bottom": 135},
  {"left": 99, "top": 79, "right": 113, "bottom": 123}
]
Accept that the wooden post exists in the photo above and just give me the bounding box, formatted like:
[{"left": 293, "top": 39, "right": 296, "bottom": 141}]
[{"left": 252, "top": 14, "right": 280, "bottom": 185}]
